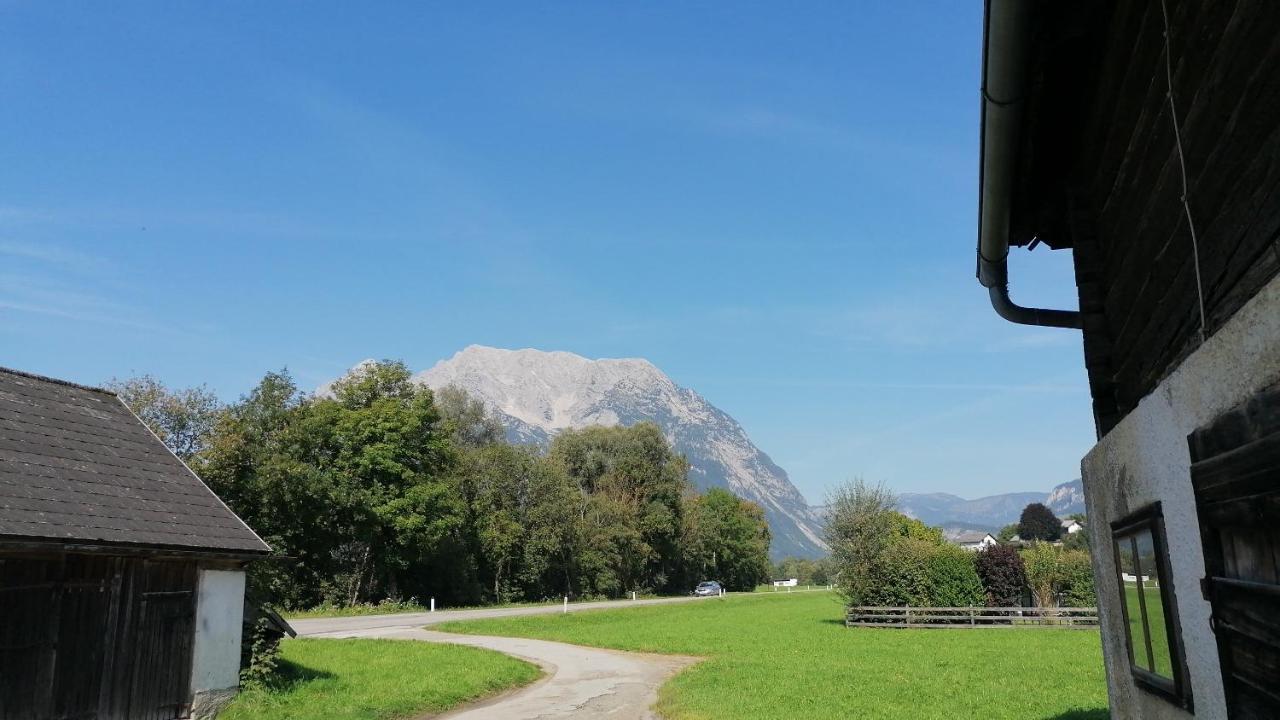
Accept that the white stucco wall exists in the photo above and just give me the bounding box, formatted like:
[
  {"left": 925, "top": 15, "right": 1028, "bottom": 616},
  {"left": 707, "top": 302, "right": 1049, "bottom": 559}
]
[
  {"left": 1081, "top": 274, "right": 1280, "bottom": 719},
  {"left": 191, "top": 568, "right": 246, "bottom": 693}
]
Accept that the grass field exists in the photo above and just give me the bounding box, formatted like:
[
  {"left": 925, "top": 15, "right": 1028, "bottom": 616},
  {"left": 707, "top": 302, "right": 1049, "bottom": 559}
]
[
  {"left": 1124, "top": 583, "right": 1172, "bottom": 676},
  {"left": 439, "top": 590, "right": 1108, "bottom": 720},
  {"left": 219, "top": 638, "right": 540, "bottom": 720}
]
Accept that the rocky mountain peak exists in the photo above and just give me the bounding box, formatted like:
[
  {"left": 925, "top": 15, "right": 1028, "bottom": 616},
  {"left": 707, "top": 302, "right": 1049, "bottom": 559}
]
[{"left": 415, "top": 346, "right": 826, "bottom": 558}]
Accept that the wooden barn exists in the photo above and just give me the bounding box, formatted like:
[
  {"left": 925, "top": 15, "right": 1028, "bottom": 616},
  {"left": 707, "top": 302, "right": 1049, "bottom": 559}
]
[
  {"left": 0, "top": 367, "right": 271, "bottom": 720},
  {"left": 976, "top": 1, "right": 1280, "bottom": 718}
]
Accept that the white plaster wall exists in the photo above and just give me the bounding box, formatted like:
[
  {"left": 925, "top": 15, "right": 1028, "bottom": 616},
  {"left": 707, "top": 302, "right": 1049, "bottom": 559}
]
[
  {"left": 1081, "top": 274, "right": 1280, "bottom": 719},
  {"left": 191, "top": 568, "right": 246, "bottom": 693}
]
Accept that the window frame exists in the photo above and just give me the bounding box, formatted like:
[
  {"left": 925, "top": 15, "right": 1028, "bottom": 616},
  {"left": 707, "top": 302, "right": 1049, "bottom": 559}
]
[{"left": 1110, "top": 501, "right": 1192, "bottom": 710}]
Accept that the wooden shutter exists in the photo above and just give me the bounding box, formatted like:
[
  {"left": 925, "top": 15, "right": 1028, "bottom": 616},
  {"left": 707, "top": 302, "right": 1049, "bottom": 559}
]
[{"left": 1189, "top": 382, "right": 1280, "bottom": 718}]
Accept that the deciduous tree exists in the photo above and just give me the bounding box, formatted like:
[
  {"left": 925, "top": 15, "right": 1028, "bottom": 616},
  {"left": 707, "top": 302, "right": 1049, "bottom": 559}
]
[
  {"left": 824, "top": 479, "right": 899, "bottom": 606},
  {"left": 107, "top": 375, "right": 221, "bottom": 461},
  {"left": 549, "top": 423, "right": 689, "bottom": 596},
  {"left": 1018, "top": 503, "right": 1062, "bottom": 542},
  {"left": 682, "top": 488, "right": 771, "bottom": 591},
  {"left": 974, "top": 544, "right": 1027, "bottom": 606}
]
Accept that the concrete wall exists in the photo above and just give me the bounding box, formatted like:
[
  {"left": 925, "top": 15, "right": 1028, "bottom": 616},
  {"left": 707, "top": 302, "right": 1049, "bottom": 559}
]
[
  {"left": 189, "top": 567, "right": 246, "bottom": 720},
  {"left": 1081, "top": 274, "right": 1280, "bottom": 719}
]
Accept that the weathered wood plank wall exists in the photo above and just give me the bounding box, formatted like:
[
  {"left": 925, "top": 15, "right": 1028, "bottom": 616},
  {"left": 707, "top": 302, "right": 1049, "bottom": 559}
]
[
  {"left": 0, "top": 554, "right": 197, "bottom": 720},
  {"left": 1074, "top": 0, "right": 1280, "bottom": 432}
]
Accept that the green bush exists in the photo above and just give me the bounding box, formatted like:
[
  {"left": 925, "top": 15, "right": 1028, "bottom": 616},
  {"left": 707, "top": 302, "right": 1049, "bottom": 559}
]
[
  {"left": 861, "top": 538, "right": 983, "bottom": 608},
  {"left": 1062, "top": 527, "right": 1090, "bottom": 552},
  {"left": 923, "top": 544, "right": 985, "bottom": 607},
  {"left": 1059, "top": 550, "right": 1096, "bottom": 607},
  {"left": 825, "top": 479, "right": 984, "bottom": 609},
  {"left": 974, "top": 544, "right": 1027, "bottom": 607},
  {"left": 1020, "top": 543, "right": 1096, "bottom": 608},
  {"left": 1020, "top": 542, "right": 1061, "bottom": 607},
  {"left": 867, "top": 538, "right": 933, "bottom": 606},
  {"left": 239, "top": 616, "right": 283, "bottom": 690}
]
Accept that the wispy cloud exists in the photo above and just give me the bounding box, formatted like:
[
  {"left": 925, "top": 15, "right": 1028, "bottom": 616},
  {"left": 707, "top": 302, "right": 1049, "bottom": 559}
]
[
  {"left": 0, "top": 203, "right": 398, "bottom": 244},
  {"left": 0, "top": 240, "right": 120, "bottom": 276},
  {"left": 0, "top": 296, "right": 185, "bottom": 336},
  {"left": 0, "top": 255, "right": 190, "bottom": 338},
  {"left": 0, "top": 206, "right": 58, "bottom": 225},
  {"left": 683, "top": 104, "right": 966, "bottom": 169}
]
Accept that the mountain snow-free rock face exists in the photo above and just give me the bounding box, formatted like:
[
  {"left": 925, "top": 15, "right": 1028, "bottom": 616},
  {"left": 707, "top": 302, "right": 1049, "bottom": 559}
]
[
  {"left": 1046, "top": 479, "right": 1086, "bottom": 517},
  {"left": 416, "top": 346, "right": 827, "bottom": 559}
]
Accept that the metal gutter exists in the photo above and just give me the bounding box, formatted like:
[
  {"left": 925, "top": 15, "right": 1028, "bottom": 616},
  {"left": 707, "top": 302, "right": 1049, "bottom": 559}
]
[{"left": 977, "top": 0, "right": 1083, "bottom": 329}]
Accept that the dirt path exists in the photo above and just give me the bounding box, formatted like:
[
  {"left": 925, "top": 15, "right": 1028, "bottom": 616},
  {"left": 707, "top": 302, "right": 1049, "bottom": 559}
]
[{"left": 292, "top": 600, "right": 704, "bottom": 719}]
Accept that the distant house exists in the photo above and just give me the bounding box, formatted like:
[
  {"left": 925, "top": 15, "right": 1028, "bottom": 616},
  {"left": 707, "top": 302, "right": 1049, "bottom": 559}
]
[
  {"left": 952, "top": 532, "right": 997, "bottom": 552},
  {"left": 0, "top": 368, "right": 271, "bottom": 720},
  {"left": 1061, "top": 519, "right": 1084, "bottom": 535}
]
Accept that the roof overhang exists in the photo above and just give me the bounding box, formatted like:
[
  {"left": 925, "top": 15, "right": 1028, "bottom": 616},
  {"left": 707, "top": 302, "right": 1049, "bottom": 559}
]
[
  {"left": 976, "top": 0, "right": 1082, "bottom": 329},
  {"left": 0, "top": 536, "right": 275, "bottom": 562}
]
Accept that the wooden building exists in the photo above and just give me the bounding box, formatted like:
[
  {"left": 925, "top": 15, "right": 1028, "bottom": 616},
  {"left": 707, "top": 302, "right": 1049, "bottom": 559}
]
[
  {"left": 976, "top": 1, "right": 1280, "bottom": 718},
  {"left": 0, "top": 368, "right": 271, "bottom": 720}
]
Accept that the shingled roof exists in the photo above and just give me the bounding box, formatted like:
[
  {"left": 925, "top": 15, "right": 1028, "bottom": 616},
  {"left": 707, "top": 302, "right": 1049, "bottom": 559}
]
[{"left": 0, "top": 367, "right": 269, "bottom": 554}]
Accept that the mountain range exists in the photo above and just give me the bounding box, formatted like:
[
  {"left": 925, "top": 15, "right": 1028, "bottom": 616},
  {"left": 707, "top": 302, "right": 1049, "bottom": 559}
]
[{"left": 897, "top": 479, "right": 1086, "bottom": 535}]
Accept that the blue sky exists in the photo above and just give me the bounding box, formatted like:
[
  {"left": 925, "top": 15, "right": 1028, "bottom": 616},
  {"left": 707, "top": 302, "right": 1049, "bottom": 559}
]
[{"left": 1, "top": 2, "right": 1095, "bottom": 502}]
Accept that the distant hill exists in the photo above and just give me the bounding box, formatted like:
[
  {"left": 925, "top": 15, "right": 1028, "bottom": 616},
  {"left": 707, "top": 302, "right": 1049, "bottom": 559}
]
[{"left": 895, "top": 479, "right": 1086, "bottom": 534}]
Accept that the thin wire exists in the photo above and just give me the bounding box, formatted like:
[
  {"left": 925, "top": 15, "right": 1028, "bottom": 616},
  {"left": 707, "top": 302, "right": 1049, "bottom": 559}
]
[{"left": 1160, "top": 0, "right": 1208, "bottom": 343}]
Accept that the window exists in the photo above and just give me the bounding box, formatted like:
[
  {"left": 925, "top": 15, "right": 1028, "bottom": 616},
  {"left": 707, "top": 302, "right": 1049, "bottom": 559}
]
[{"left": 1111, "top": 502, "right": 1191, "bottom": 709}]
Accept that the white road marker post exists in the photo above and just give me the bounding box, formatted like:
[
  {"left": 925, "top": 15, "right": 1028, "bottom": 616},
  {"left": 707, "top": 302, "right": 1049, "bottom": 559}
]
[
  {"left": 563, "top": 595, "right": 568, "bottom": 614},
  {"left": 632, "top": 591, "right": 636, "bottom": 601},
  {"left": 430, "top": 597, "right": 435, "bottom": 613}
]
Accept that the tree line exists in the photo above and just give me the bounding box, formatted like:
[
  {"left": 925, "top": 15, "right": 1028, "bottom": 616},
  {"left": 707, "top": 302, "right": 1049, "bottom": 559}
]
[
  {"left": 109, "top": 361, "right": 772, "bottom": 610},
  {"left": 824, "top": 479, "right": 1095, "bottom": 609}
]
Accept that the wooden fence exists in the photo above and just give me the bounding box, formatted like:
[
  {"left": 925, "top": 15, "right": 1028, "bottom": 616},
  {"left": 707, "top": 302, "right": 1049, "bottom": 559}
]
[{"left": 845, "top": 605, "right": 1099, "bottom": 629}]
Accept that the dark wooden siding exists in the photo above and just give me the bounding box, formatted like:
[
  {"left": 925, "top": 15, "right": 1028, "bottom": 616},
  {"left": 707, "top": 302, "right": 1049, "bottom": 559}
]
[
  {"left": 1089, "top": 0, "right": 1280, "bottom": 420},
  {"left": 0, "top": 554, "right": 197, "bottom": 720},
  {"left": 1016, "top": 1, "right": 1280, "bottom": 434},
  {"left": 1189, "top": 381, "right": 1280, "bottom": 718}
]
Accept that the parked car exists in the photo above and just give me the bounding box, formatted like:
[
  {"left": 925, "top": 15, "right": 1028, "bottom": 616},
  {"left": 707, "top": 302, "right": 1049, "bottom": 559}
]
[{"left": 692, "top": 581, "right": 722, "bottom": 597}]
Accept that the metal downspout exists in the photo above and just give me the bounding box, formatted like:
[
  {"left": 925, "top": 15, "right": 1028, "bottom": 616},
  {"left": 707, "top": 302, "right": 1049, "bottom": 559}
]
[{"left": 977, "top": 0, "right": 1083, "bottom": 330}]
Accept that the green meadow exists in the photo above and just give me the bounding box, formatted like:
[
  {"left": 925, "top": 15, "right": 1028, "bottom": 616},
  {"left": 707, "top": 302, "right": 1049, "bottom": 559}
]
[
  {"left": 440, "top": 590, "right": 1108, "bottom": 720},
  {"left": 1124, "top": 582, "right": 1172, "bottom": 676},
  {"left": 219, "top": 638, "right": 540, "bottom": 720}
]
